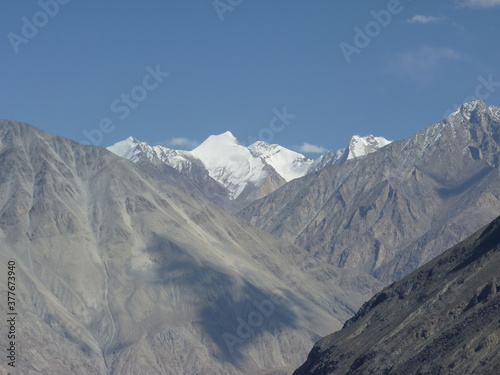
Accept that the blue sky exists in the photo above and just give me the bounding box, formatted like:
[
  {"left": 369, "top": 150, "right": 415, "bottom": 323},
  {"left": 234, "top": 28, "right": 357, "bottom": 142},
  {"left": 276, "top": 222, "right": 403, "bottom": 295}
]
[{"left": 2, "top": 0, "right": 500, "bottom": 155}]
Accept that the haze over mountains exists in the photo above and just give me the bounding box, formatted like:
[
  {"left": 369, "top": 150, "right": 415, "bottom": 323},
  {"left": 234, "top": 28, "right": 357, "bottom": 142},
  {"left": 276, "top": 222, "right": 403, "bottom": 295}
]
[
  {"left": 0, "top": 120, "right": 381, "bottom": 375},
  {"left": 240, "top": 100, "right": 500, "bottom": 284},
  {"left": 294, "top": 215, "right": 500, "bottom": 375}
]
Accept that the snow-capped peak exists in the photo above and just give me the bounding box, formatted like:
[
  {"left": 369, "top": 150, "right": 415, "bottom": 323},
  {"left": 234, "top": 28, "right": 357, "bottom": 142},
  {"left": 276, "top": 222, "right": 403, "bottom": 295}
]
[
  {"left": 108, "top": 130, "right": 392, "bottom": 202},
  {"left": 107, "top": 136, "right": 145, "bottom": 162},
  {"left": 461, "top": 100, "right": 486, "bottom": 114},
  {"left": 447, "top": 100, "right": 488, "bottom": 120},
  {"left": 347, "top": 135, "right": 392, "bottom": 160},
  {"left": 248, "top": 141, "right": 313, "bottom": 181},
  {"left": 108, "top": 131, "right": 316, "bottom": 201},
  {"left": 191, "top": 132, "right": 269, "bottom": 199},
  {"left": 307, "top": 134, "right": 391, "bottom": 173},
  {"left": 108, "top": 136, "right": 197, "bottom": 172},
  {"left": 192, "top": 131, "right": 240, "bottom": 152}
]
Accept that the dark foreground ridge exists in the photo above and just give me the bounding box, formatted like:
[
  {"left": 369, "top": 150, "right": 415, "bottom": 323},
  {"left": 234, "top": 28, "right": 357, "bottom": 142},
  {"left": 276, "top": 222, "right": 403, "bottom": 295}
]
[{"left": 294, "top": 215, "right": 500, "bottom": 375}]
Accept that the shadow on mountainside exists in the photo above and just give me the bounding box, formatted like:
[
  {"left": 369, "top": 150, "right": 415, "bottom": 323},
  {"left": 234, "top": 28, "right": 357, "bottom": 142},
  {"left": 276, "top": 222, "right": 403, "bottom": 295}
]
[{"left": 145, "top": 234, "right": 307, "bottom": 365}]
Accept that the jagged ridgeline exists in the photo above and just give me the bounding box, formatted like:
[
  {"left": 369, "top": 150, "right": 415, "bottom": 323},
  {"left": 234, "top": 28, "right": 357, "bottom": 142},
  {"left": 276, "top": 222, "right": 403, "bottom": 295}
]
[
  {"left": 107, "top": 131, "right": 390, "bottom": 211},
  {"left": 1, "top": 100, "right": 499, "bottom": 374},
  {"left": 240, "top": 100, "right": 500, "bottom": 284}
]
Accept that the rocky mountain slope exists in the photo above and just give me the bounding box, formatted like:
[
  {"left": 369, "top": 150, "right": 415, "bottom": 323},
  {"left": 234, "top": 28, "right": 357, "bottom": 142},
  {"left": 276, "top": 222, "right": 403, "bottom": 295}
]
[
  {"left": 240, "top": 100, "right": 500, "bottom": 284},
  {"left": 0, "top": 120, "right": 383, "bottom": 375},
  {"left": 294, "top": 215, "right": 500, "bottom": 375}
]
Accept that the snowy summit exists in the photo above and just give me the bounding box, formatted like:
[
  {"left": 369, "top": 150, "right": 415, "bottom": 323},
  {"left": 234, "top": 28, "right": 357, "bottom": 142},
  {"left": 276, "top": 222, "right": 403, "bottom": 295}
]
[{"left": 107, "top": 131, "right": 391, "bottom": 202}]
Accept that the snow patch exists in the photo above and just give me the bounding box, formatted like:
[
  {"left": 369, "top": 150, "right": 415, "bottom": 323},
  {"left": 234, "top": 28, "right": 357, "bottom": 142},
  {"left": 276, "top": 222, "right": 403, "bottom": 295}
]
[
  {"left": 190, "top": 132, "right": 269, "bottom": 198},
  {"left": 108, "top": 131, "right": 392, "bottom": 200},
  {"left": 248, "top": 141, "right": 313, "bottom": 181},
  {"left": 347, "top": 135, "right": 392, "bottom": 160}
]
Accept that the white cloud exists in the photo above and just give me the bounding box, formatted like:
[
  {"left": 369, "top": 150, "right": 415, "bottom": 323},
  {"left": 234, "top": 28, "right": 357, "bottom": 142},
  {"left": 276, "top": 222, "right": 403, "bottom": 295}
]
[
  {"left": 457, "top": 0, "right": 500, "bottom": 8},
  {"left": 387, "top": 46, "right": 463, "bottom": 83},
  {"left": 159, "top": 137, "right": 199, "bottom": 149},
  {"left": 297, "top": 142, "right": 328, "bottom": 154},
  {"left": 407, "top": 15, "right": 445, "bottom": 24}
]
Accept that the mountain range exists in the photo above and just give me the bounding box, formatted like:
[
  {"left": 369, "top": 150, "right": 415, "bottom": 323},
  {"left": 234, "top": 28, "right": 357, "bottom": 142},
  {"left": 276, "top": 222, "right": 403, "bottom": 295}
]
[
  {"left": 1, "top": 99, "right": 499, "bottom": 374},
  {"left": 108, "top": 132, "right": 391, "bottom": 211},
  {"left": 0, "top": 120, "right": 382, "bottom": 375},
  {"left": 240, "top": 100, "right": 500, "bottom": 284}
]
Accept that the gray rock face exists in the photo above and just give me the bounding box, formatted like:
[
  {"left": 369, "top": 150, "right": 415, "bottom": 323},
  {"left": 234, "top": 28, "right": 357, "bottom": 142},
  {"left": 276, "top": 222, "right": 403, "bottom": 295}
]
[
  {"left": 239, "top": 101, "right": 500, "bottom": 284},
  {"left": 294, "top": 215, "right": 500, "bottom": 375},
  {"left": 0, "top": 120, "right": 383, "bottom": 375}
]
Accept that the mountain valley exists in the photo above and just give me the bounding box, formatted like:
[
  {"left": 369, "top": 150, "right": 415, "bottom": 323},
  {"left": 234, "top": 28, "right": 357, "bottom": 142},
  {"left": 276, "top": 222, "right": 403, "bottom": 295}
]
[{"left": 1, "top": 100, "right": 499, "bottom": 374}]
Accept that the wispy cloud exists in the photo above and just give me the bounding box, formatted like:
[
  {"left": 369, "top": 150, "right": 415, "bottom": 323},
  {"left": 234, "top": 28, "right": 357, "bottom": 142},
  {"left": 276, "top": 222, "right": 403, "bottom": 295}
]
[
  {"left": 407, "top": 15, "right": 445, "bottom": 24},
  {"left": 457, "top": 0, "right": 500, "bottom": 8},
  {"left": 158, "top": 137, "right": 199, "bottom": 149},
  {"left": 297, "top": 143, "right": 328, "bottom": 154},
  {"left": 386, "top": 46, "right": 463, "bottom": 83}
]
